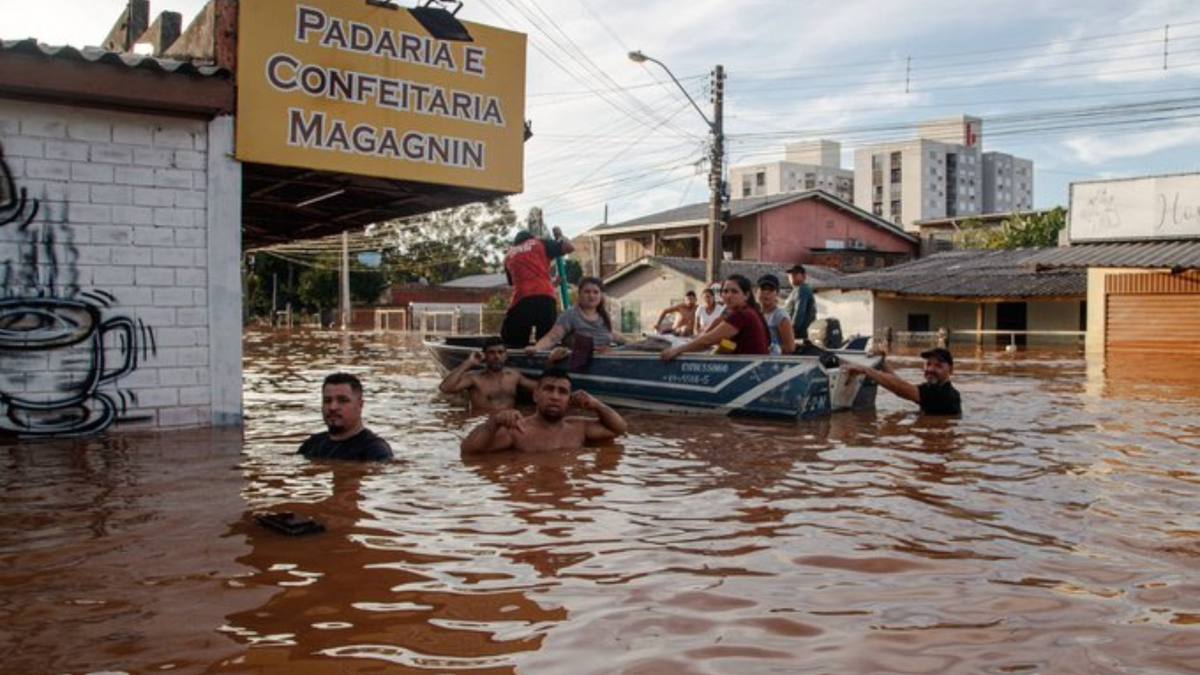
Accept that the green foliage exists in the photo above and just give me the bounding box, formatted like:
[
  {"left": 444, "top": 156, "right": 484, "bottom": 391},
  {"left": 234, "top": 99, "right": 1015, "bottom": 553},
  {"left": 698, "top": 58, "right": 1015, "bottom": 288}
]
[
  {"left": 380, "top": 198, "right": 518, "bottom": 283},
  {"left": 294, "top": 255, "right": 388, "bottom": 311},
  {"left": 244, "top": 253, "right": 299, "bottom": 317},
  {"left": 563, "top": 258, "right": 583, "bottom": 285},
  {"left": 956, "top": 207, "right": 1066, "bottom": 249}
]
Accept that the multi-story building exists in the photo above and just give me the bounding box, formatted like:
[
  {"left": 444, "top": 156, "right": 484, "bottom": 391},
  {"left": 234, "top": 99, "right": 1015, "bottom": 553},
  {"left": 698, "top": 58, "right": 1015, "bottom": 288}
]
[
  {"left": 729, "top": 140, "right": 854, "bottom": 202},
  {"left": 853, "top": 115, "right": 1033, "bottom": 231},
  {"left": 982, "top": 152, "right": 1034, "bottom": 214}
]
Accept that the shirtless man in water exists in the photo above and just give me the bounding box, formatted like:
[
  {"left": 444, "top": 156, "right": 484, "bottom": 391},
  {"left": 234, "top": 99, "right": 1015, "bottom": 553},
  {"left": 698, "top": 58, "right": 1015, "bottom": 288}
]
[
  {"left": 460, "top": 368, "right": 628, "bottom": 455},
  {"left": 439, "top": 337, "right": 536, "bottom": 413}
]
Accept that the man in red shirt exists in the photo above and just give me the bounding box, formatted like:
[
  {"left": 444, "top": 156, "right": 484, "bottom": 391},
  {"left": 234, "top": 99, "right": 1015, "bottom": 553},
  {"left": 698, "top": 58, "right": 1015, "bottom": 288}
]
[{"left": 501, "top": 227, "right": 574, "bottom": 347}]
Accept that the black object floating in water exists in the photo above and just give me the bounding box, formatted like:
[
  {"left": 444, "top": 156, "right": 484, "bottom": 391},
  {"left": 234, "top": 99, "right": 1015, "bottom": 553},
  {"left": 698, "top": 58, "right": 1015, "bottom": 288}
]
[{"left": 255, "top": 512, "right": 325, "bottom": 536}]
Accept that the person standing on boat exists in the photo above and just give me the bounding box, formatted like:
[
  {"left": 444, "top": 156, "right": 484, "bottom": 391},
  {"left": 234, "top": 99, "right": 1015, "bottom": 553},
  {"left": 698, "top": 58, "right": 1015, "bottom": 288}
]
[
  {"left": 501, "top": 228, "right": 574, "bottom": 347},
  {"left": 783, "top": 264, "right": 817, "bottom": 343},
  {"left": 460, "top": 367, "right": 628, "bottom": 455},
  {"left": 660, "top": 275, "right": 769, "bottom": 360},
  {"left": 841, "top": 347, "right": 962, "bottom": 416},
  {"left": 298, "top": 373, "right": 394, "bottom": 461},
  {"left": 527, "top": 276, "right": 627, "bottom": 360},
  {"left": 655, "top": 291, "right": 699, "bottom": 337},
  {"left": 695, "top": 287, "right": 724, "bottom": 334},
  {"left": 756, "top": 274, "right": 796, "bottom": 355},
  {"left": 439, "top": 337, "right": 537, "bottom": 413}
]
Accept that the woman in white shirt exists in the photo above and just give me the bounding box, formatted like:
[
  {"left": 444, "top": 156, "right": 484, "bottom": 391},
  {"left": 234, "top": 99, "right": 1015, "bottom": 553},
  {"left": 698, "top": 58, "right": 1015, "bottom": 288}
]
[{"left": 695, "top": 287, "right": 724, "bottom": 334}]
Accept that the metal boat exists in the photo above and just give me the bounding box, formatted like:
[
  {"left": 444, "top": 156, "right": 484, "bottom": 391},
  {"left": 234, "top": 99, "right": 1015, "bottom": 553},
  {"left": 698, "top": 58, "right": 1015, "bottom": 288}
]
[{"left": 424, "top": 335, "right": 881, "bottom": 419}]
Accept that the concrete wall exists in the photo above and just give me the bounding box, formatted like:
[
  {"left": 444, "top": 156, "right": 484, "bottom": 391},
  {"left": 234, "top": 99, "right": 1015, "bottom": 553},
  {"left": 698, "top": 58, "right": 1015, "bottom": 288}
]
[
  {"left": 1084, "top": 267, "right": 1147, "bottom": 358},
  {"left": 0, "top": 99, "right": 241, "bottom": 436},
  {"left": 749, "top": 198, "right": 917, "bottom": 264},
  {"left": 605, "top": 266, "right": 705, "bottom": 335},
  {"left": 816, "top": 289, "right": 875, "bottom": 338},
  {"left": 864, "top": 296, "right": 1082, "bottom": 345}
]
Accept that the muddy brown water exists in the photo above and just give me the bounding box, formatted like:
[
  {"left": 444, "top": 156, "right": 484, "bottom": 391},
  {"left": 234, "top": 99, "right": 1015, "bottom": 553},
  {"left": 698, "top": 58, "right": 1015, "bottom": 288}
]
[{"left": 2, "top": 329, "right": 1198, "bottom": 674}]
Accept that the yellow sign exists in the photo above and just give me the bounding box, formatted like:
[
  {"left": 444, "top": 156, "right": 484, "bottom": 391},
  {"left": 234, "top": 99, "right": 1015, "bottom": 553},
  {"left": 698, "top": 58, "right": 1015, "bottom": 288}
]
[{"left": 236, "top": 0, "right": 526, "bottom": 193}]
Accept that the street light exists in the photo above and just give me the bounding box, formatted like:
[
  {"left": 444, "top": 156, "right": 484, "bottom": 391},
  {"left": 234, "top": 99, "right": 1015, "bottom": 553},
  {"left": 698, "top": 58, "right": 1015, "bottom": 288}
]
[{"left": 628, "top": 50, "right": 726, "bottom": 285}]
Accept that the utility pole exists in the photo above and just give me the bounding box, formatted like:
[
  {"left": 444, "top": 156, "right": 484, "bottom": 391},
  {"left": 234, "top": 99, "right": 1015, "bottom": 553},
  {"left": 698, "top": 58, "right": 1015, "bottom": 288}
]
[
  {"left": 627, "top": 51, "right": 727, "bottom": 286},
  {"left": 706, "top": 65, "right": 725, "bottom": 286},
  {"left": 339, "top": 230, "right": 351, "bottom": 329}
]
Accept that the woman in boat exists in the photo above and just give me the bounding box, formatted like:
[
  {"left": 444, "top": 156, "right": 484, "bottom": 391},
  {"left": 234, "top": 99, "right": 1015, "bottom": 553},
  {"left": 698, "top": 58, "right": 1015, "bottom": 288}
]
[
  {"left": 527, "top": 276, "right": 627, "bottom": 357},
  {"left": 756, "top": 274, "right": 796, "bottom": 355},
  {"left": 660, "top": 274, "right": 769, "bottom": 360},
  {"left": 695, "top": 287, "right": 724, "bottom": 334}
]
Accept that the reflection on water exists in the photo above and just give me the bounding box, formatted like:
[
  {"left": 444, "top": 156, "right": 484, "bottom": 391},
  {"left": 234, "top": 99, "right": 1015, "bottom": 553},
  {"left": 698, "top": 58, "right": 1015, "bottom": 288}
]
[{"left": 2, "top": 329, "right": 1198, "bottom": 674}]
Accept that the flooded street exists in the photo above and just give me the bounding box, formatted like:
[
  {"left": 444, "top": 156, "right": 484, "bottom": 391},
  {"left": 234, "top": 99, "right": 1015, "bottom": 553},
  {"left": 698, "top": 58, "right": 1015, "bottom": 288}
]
[{"left": 2, "top": 328, "right": 1199, "bottom": 674}]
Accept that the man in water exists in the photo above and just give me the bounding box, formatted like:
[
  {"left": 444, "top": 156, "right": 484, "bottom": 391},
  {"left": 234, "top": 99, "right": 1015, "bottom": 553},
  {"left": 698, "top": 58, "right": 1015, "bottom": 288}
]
[
  {"left": 841, "top": 347, "right": 961, "bottom": 415},
  {"left": 783, "top": 263, "right": 817, "bottom": 343},
  {"left": 460, "top": 367, "right": 628, "bottom": 455},
  {"left": 298, "top": 372, "right": 394, "bottom": 460},
  {"left": 439, "top": 337, "right": 537, "bottom": 412},
  {"left": 501, "top": 227, "right": 574, "bottom": 347},
  {"left": 655, "top": 290, "right": 699, "bottom": 337}
]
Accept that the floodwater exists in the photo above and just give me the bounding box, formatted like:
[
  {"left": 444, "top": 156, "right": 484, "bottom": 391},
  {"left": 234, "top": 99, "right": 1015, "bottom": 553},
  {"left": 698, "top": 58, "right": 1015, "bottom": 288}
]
[{"left": 2, "top": 329, "right": 1198, "bottom": 675}]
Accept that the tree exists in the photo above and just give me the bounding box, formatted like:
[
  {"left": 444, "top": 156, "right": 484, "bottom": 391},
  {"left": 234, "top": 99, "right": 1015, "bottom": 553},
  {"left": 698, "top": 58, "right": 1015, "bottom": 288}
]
[
  {"left": 378, "top": 198, "right": 518, "bottom": 284},
  {"left": 294, "top": 255, "right": 388, "bottom": 311},
  {"left": 956, "top": 207, "right": 1066, "bottom": 249}
]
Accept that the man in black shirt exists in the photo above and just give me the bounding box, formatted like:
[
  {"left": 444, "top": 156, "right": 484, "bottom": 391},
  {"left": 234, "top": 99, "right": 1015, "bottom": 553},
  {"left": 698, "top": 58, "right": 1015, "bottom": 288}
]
[
  {"left": 298, "top": 372, "right": 394, "bottom": 461},
  {"left": 842, "top": 347, "right": 961, "bottom": 416}
]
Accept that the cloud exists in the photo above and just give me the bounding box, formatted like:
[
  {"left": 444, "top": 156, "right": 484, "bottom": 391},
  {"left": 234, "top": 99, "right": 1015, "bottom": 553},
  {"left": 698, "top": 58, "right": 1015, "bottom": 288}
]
[{"left": 1064, "top": 125, "right": 1200, "bottom": 164}]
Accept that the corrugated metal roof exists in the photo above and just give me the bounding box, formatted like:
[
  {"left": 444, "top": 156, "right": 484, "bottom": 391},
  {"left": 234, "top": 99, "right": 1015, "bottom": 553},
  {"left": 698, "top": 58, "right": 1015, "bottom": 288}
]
[
  {"left": 0, "top": 38, "right": 228, "bottom": 77},
  {"left": 1026, "top": 240, "right": 1200, "bottom": 269},
  {"left": 605, "top": 256, "right": 843, "bottom": 291},
  {"left": 832, "top": 248, "right": 1086, "bottom": 298}
]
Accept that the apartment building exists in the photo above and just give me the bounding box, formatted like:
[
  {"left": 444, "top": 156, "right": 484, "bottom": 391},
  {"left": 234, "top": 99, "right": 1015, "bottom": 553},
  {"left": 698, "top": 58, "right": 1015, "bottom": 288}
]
[
  {"left": 853, "top": 115, "right": 1033, "bottom": 231},
  {"left": 729, "top": 140, "right": 854, "bottom": 202}
]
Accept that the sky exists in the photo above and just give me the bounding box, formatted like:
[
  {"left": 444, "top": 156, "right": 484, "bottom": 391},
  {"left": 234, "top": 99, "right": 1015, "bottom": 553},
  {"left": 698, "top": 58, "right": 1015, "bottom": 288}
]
[{"left": 5, "top": 0, "right": 1200, "bottom": 237}]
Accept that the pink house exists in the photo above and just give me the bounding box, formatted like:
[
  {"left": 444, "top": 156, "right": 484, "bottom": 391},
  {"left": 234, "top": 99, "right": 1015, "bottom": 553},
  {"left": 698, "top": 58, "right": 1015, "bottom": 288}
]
[{"left": 585, "top": 190, "right": 918, "bottom": 277}]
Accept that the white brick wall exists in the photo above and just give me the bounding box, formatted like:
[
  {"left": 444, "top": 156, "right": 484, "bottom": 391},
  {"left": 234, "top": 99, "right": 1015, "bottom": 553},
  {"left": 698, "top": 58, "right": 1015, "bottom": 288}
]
[{"left": 1, "top": 99, "right": 228, "bottom": 433}]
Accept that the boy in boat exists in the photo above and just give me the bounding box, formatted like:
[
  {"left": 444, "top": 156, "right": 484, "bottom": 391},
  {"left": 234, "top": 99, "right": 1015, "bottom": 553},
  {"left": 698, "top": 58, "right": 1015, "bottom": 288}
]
[
  {"left": 460, "top": 367, "right": 627, "bottom": 455},
  {"left": 439, "top": 337, "right": 537, "bottom": 413}
]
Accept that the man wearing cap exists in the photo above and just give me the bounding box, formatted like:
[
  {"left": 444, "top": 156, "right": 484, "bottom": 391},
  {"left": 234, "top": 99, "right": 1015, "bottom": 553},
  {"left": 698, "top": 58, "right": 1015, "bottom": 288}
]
[
  {"left": 841, "top": 347, "right": 961, "bottom": 416},
  {"left": 783, "top": 264, "right": 817, "bottom": 343},
  {"left": 501, "top": 226, "right": 574, "bottom": 347}
]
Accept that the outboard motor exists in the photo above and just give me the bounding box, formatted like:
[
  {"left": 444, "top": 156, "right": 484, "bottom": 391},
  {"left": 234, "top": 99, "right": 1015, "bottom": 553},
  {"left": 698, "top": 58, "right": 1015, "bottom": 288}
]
[{"left": 807, "top": 318, "right": 843, "bottom": 350}]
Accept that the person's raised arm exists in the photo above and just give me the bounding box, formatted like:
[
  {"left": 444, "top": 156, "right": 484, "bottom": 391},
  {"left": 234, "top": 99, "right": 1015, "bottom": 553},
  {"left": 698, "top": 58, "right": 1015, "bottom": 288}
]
[
  {"left": 551, "top": 226, "right": 575, "bottom": 256},
  {"left": 460, "top": 410, "right": 523, "bottom": 455},
  {"left": 660, "top": 321, "right": 737, "bottom": 361},
  {"left": 842, "top": 359, "right": 919, "bottom": 405},
  {"left": 655, "top": 305, "right": 678, "bottom": 331},
  {"left": 570, "top": 390, "right": 627, "bottom": 441},
  {"left": 517, "top": 373, "right": 538, "bottom": 392},
  {"left": 439, "top": 350, "right": 483, "bottom": 394}
]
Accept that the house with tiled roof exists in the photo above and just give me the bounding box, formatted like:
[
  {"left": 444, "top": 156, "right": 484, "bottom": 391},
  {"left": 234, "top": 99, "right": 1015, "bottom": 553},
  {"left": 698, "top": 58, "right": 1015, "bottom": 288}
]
[
  {"left": 821, "top": 248, "right": 1087, "bottom": 347},
  {"left": 582, "top": 190, "right": 918, "bottom": 279},
  {"left": 601, "top": 256, "right": 843, "bottom": 334}
]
